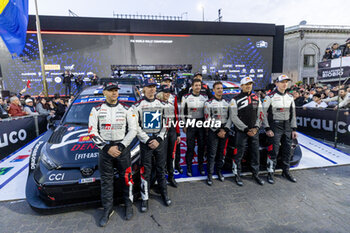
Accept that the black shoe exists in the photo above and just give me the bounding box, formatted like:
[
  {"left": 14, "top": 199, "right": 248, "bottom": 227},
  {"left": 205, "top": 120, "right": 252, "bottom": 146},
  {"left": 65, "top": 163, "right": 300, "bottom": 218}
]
[
  {"left": 99, "top": 209, "right": 114, "bottom": 227},
  {"left": 207, "top": 175, "right": 213, "bottom": 186},
  {"left": 217, "top": 170, "right": 225, "bottom": 182},
  {"left": 282, "top": 170, "right": 297, "bottom": 183},
  {"left": 253, "top": 174, "right": 264, "bottom": 185},
  {"left": 141, "top": 200, "right": 148, "bottom": 213},
  {"left": 199, "top": 166, "right": 205, "bottom": 176},
  {"left": 125, "top": 204, "right": 133, "bottom": 221},
  {"left": 168, "top": 176, "right": 178, "bottom": 188},
  {"left": 161, "top": 194, "right": 172, "bottom": 207},
  {"left": 187, "top": 167, "right": 192, "bottom": 177},
  {"left": 267, "top": 172, "right": 274, "bottom": 184},
  {"left": 175, "top": 164, "right": 183, "bottom": 174},
  {"left": 234, "top": 175, "right": 243, "bottom": 186}
]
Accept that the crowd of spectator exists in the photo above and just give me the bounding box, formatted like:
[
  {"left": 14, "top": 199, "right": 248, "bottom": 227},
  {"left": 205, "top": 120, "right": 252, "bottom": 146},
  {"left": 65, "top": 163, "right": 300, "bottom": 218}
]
[
  {"left": 322, "top": 38, "right": 350, "bottom": 61},
  {"left": 0, "top": 71, "right": 101, "bottom": 120},
  {"left": 288, "top": 82, "right": 350, "bottom": 110},
  {"left": 0, "top": 88, "right": 71, "bottom": 120}
]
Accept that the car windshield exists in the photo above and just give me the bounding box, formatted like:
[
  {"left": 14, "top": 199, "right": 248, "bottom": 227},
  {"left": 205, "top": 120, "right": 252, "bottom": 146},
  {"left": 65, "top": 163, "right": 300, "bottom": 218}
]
[
  {"left": 115, "top": 79, "right": 142, "bottom": 86},
  {"left": 64, "top": 94, "right": 135, "bottom": 125}
]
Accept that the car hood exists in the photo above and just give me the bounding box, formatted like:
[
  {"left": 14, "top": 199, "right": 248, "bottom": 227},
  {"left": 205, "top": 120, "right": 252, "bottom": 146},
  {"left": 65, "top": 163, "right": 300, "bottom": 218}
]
[{"left": 45, "top": 125, "right": 99, "bottom": 167}]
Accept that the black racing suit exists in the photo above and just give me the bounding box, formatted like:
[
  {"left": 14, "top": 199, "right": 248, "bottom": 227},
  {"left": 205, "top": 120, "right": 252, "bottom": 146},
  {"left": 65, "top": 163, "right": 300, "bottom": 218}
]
[
  {"left": 88, "top": 101, "right": 137, "bottom": 210},
  {"left": 180, "top": 92, "right": 208, "bottom": 169},
  {"left": 204, "top": 97, "right": 231, "bottom": 175},
  {"left": 133, "top": 97, "right": 168, "bottom": 201},
  {"left": 229, "top": 92, "right": 264, "bottom": 176},
  {"left": 262, "top": 90, "right": 297, "bottom": 172},
  {"left": 164, "top": 94, "right": 181, "bottom": 177}
]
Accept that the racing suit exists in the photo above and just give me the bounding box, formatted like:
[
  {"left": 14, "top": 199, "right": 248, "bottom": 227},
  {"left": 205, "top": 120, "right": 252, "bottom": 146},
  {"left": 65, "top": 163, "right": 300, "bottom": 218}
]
[
  {"left": 229, "top": 92, "right": 264, "bottom": 176},
  {"left": 164, "top": 94, "right": 180, "bottom": 178},
  {"left": 133, "top": 97, "right": 168, "bottom": 201},
  {"left": 180, "top": 92, "right": 208, "bottom": 171},
  {"left": 262, "top": 90, "right": 297, "bottom": 172},
  {"left": 204, "top": 97, "right": 231, "bottom": 176},
  {"left": 88, "top": 101, "right": 137, "bottom": 210}
]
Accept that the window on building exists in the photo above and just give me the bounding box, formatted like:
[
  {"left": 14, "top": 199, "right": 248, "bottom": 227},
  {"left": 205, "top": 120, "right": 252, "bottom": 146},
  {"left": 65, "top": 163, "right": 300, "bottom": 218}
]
[
  {"left": 304, "top": 55, "right": 315, "bottom": 67},
  {"left": 303, "top": 77, "right": 308, "bottom": 84},
  {"left": 309, "top": 77, "right": 315, "bottom": 84}
]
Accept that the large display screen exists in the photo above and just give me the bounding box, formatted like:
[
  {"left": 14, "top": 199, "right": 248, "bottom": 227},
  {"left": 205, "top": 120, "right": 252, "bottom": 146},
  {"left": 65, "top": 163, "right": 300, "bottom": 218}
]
[{"left": 0, "top": 32, "right": 273, "bottom": 95}]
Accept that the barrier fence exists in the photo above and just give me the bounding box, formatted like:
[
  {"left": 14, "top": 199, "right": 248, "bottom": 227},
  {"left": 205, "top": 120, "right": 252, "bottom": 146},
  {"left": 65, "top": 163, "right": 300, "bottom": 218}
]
[
  {"left": 296, "top": 107, "right": 350, "bottom": 146},
  {"left": 0, "top": 115, "right": 48, "bottom": 160}
]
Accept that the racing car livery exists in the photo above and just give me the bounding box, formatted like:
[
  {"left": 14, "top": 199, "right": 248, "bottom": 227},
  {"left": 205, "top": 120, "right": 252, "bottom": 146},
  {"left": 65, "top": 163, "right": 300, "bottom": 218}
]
[{"left": 26, "top": 85, "right": 142, "bottom": 210}]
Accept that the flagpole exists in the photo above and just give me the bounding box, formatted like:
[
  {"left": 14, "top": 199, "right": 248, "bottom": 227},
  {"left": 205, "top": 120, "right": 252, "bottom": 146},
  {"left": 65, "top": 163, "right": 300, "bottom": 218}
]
[{"left": 34, "top": 0, "right": 48, "bottom": 97}]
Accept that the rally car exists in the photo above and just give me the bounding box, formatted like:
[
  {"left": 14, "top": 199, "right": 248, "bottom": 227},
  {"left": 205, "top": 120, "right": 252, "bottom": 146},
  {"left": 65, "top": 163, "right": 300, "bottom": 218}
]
[{"left": 26, "top": 85, "right": 142, "bottom": 211}]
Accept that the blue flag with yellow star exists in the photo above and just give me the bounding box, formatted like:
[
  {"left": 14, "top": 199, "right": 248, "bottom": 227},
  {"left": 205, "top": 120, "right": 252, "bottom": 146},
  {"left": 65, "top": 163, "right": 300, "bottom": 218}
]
[{"left": 0, "top": 0, "right": 29, "bottom": 55}]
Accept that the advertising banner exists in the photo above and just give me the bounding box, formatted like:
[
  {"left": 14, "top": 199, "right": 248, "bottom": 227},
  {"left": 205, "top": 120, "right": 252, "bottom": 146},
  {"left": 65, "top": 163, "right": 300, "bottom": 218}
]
[
  {"left": 0, "top": 116, "right": 47, "bottom": 159},
  {"left": 296, "top": 108, "right": 350, "bottom": 145}
]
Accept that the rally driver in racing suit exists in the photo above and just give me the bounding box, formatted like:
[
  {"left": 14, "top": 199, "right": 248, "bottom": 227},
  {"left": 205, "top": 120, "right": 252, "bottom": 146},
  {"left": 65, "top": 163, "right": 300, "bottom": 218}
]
[
  {"left": 133, "top": 78, "right": 172, "bottom": 213},
  {"left": 204, "top": 81, "right": 231, "bottom": 185},
  {"left": 229, "top": 77, "right": 265, "bottom": 186},
  {"left": 88, "top": 82, "right": 137, "bottom": 227},
  {"left": 263, "top": 74, "right": 298, "bottom": 184},
  {"left": 181, "top": 78, "right": 209, "bottom": 176}
]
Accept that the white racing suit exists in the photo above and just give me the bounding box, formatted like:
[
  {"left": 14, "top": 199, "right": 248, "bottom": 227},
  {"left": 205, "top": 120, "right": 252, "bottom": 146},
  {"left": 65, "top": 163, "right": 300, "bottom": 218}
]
[
  {"left": 262, "top": 90, "right": 297, "bottom": 172},
  {"left": 88, "top": 101, "right": 137, "bottom": 210},
  {"left": 133, "top": 97, "right": 168, "bottom": 201}
]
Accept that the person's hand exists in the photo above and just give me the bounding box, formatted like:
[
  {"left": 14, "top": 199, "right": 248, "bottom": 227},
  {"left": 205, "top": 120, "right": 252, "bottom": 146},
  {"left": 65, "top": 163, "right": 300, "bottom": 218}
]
[
  {"left": 176, "top": 136, "right": 181, "bottom": 144},
  {"left": 334, "top": 105, "right": 338, "bottom": 110},
  {"left": 248, "top": 128, "right": 258, "bottom": 137},
  {"left": 148, "top": 139, "right": 160, "bottom": 150},
  {"left": 266, "top": 130, "right": 274, "bottom": 137},
  {"left": 108, "top": 146, "right": 121, "bottom": 158},
  {"left": 217, "top": 129, "right": 226, "bottom": 138},
  {"left": 292, "top": 131, "right": 297, "bottom": 139},
  {"left": 20, "top": 87, "right": 26, "bottom": 94},
  {"left": 183, "top": 127, "right": 187, "bottom": 134}
]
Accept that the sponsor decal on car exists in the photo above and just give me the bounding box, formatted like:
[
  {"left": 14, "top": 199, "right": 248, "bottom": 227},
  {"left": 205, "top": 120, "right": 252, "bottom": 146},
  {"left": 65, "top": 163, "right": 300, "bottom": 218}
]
[
  {"left": 10, "top": 155, "right": 29, "bottom": 163},
  {"left": 31, "top": 141, "right": 44, "bottom": 170},
  {"left": 78, "top": 136, "right": 92, "bottom": 142},
  {"left": 0, "top": 167, "right": 14, "bottom": 176},
  {"left": 71, "top": 143, "right": 98, "bottom": 151},
  {"left": 75, "top": 152, "right": 99, "bottom": 160},
  {"left": 49, "top": 173, "right": 65, "bottom": 181}
]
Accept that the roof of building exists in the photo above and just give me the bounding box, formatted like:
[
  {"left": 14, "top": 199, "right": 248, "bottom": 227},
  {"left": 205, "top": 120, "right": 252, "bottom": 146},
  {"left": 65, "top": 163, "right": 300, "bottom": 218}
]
[{"left": 285, "top": 24, "right": 350, "bottom": 34}]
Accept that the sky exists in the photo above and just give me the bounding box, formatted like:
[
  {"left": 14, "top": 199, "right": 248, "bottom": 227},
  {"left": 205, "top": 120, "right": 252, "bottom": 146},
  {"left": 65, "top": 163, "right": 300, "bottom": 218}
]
[{"left": 28, "top": 0, "right": 349, "bottom": 28}]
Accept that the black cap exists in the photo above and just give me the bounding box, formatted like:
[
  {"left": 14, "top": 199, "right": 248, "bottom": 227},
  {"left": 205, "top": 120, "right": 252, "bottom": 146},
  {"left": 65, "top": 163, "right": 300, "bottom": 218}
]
[
  {"left": 143, "top": 78, "right": 158, "bottom": 87},
  {"left": 313, "top": 93, "right": 321, "bottom": 98},
  {"left": 160, "top": 85, "right": 171, "bottom": 93},
  {"left": 103, "top": 82, "right": 120, "bottom": 91},
  {"left": 194, "top": 72, "right": 202, "bottom": 77}
]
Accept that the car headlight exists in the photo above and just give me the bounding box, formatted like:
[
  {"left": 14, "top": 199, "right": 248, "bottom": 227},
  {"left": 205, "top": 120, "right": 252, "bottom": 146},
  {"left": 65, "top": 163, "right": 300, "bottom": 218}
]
[{"left": 40, "top": 147, "right": 59, "bottom": 170}]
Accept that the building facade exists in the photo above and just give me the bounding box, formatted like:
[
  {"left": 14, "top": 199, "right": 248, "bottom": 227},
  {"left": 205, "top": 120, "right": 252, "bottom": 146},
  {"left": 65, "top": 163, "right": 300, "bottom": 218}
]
[{"left": 283, "top": 24, "right": 350, "bottom": 84}]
